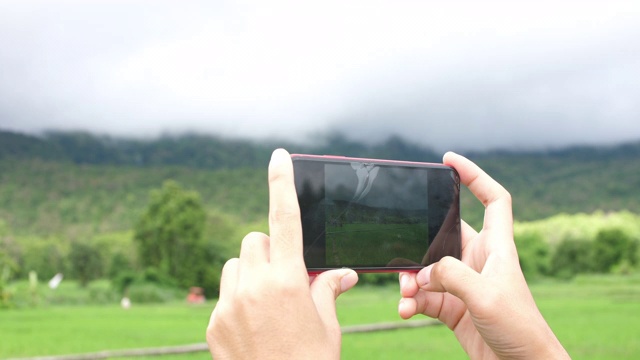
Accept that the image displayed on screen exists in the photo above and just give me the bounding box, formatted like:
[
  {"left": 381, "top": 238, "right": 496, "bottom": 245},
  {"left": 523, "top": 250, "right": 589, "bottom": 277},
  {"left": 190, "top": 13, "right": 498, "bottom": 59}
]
[{"left": 323, "top": 162, "right": 429, "bottom": 266}]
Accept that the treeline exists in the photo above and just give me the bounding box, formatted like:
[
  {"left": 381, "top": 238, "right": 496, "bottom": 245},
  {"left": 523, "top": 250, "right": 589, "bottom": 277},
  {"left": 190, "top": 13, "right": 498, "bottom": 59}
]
[
  {"left": 327, "top": 211, "right": 640, "bottom": 286},
  {"left": 2, "top": 129, "right": 640, "bottom": 237},
  {"left": 0, "top": 181, "right": 239, "bottom": 306},
  {"left": 4, "top": 129, "right": 640, "bottom": 168},
  {"left": 515, "top": 212, "right": 640, "bottom": 280},
  {"left": 0, "top": 130, "right": 442, "bottom": 168},
  {"left": 2, "top": 129, "right": 640, "bottom": 304}
]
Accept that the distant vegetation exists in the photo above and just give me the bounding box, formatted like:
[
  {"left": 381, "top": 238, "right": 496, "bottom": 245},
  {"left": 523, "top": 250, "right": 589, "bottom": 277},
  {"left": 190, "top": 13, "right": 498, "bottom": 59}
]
[
  {"left": 514, "top": 211, "right": 640, "bottom": 280},
  {"left": 2, "top": 129, "right": 640, "bottom": 233},
  {"left": 1, "top": 129, "right": 639, "bottom": 302}
]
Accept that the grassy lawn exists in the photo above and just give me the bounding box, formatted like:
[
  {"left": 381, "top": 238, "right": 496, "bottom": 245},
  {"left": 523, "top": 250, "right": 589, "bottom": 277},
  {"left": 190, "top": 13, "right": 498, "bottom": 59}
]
[
  {"left": 0, "top": 304, "right": 213, "bottom": 359},
  {"left": 1, "top": 274, "right": 639, "bottom": 359},
  {"left": 327, "top": 222, "right": 428, "bottom": 266}
]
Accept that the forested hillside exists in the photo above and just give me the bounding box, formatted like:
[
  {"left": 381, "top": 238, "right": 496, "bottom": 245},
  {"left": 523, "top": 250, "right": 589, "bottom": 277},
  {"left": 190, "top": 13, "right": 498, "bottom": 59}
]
[
  {"left": 2, "top": 129, "right": 640, "bottom": 298},
  {"left": 0, "top": 130, "right": 442, "bottom": 168},
  {"left": 1, "top": 129, "right": 639, "bottom": 236}
]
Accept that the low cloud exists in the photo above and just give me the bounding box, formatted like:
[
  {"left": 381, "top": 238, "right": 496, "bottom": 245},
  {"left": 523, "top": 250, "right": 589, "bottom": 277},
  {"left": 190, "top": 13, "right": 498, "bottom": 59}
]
[{"left": 1, "top": 0, "right": 639, "bottom": 151}]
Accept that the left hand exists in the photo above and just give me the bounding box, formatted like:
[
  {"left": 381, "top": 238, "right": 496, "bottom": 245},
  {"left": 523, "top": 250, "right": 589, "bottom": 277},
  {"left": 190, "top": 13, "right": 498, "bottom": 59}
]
[{"left": 206, "top": 148, "right": 359, "bottom": 360}]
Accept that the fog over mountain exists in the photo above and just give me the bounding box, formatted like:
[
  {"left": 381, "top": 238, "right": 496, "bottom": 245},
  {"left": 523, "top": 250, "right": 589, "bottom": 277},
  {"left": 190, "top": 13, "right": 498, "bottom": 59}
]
[{"left": 1, "top": 0, "right": 639, "bottom": 151}]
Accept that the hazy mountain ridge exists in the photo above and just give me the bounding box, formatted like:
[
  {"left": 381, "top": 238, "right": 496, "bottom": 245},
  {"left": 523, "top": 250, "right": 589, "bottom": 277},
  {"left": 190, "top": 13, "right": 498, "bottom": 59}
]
[
  {"left": 3, "top": 129, "right": 640, "bottom": 167},
  {"left": 1, "top": 129, "right": 639, "bottom": 237},
  {"left": 0, "top": 130, "right": 443, "bottom": 168}
]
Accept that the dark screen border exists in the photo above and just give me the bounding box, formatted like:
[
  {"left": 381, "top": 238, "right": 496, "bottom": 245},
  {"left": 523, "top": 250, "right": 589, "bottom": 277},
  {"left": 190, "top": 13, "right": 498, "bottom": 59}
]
[{"left": 293, "top": 155, "right": 460, "bottom": 271}]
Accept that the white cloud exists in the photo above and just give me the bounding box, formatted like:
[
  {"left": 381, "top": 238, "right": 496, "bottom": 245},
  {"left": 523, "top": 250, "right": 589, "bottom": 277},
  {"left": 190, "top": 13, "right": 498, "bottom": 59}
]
[{"left": 0, "top": 0, "right": 639, "bottom": 150}]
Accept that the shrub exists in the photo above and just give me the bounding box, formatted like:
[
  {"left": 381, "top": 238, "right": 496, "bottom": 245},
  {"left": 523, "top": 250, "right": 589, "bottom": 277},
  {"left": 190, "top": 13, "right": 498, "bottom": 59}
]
[
  {"left": 112, "top": 271, "right": 137, "bottom": 295},
  {"left": 358, "top": 273, "right": 397, "bottom": 286},
  {"left": 515, "top": 231, "right": 550, "bottom": 280},
  {"left": 199, "top": 260, "right": 223, "bottom": 298},
  {"left": 108, "top": 251, "right": 134, "bottom": 281},
  {"left": 591, "top": 228, "right": 638, "bottom": 273},
  {"left": 611, "top": 259, "right": 634, "bottom": 276},
  {"left": 127, "top": 282, "right": 183, "bottom": 304},
  {"left": 551, "top": 238, "right": 592, "bottom": 278},
  {"left": 142, "top": 267, "right": 177, "bottom": 287},
  {"left": 20, "top": 239, "right": 68, "bottom": 280},
  {"left": 69, "top": 241, "right": 104, "bottom": 287}
]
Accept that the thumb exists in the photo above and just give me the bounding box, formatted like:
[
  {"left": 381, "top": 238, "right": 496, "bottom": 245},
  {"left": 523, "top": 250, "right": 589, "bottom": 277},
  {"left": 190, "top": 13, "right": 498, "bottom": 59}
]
[
  {"left": 310, "top": 269, "right": 358, "bottom": 324},
  {"left": 418, "top": 256, "right": 486, "bottom": 307}
]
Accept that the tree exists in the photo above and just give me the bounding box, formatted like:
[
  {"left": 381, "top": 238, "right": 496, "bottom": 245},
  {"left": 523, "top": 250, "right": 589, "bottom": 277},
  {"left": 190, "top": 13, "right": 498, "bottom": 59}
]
[
  {"left": 21, "top": 239, "right": 67, "bottom": 280},
  {"left": 515, "top": 231, "right": 550, "bottom": 280},
  {"left": 591, "top": 228, "right": 638, "bottom": 273},
  {"left": 134, "top": 180, "right": 207, "bottom": 289},
  {"left": 0, "top": 257, "right": 17, "bottom": 308},
  {"left": 69, "top": 241, "right": 103, "bottom": 287},
  {"left": 551, "top": 238, "right": 592, "bottom": 278}
]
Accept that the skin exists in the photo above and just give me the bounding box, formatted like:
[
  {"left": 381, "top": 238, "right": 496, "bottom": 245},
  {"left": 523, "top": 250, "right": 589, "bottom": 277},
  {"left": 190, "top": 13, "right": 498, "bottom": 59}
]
[
  {"left": 398, "top": 152, "right": 570, "bottom": 359},
  {"left": 206, "top": 148, "right": 358, "bottom": 359},
  {"left": 207, "top": 149, "right": 570, "bottom": 359}
]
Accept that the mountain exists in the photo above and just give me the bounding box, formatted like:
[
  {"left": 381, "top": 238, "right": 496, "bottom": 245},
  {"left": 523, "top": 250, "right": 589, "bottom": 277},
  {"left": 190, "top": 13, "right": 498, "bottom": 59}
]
[
  {"left": 0, "top": 130, "right": 441, "bottom": 168},
  {"left": 0, "top": 129, "right": 639, "bottom": 237}
]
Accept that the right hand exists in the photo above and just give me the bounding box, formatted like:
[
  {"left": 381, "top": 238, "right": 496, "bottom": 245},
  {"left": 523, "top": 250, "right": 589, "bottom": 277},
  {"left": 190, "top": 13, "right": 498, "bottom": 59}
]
[{"left": 398, "top": 152, "right": 570, "bottom": 359}]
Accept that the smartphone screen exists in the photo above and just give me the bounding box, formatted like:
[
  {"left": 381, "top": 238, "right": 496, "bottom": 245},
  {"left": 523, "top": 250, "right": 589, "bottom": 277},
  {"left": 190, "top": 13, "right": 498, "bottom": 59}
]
[{"left": 292, "top": 154, "right": 461, "bottom": 273}]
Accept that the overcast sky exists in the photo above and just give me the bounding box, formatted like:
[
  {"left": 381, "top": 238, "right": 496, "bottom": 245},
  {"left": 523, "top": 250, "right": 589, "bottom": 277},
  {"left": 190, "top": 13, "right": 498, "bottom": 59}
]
[{"left": 1, "top": 0, "right": 639, "bottom": 151}]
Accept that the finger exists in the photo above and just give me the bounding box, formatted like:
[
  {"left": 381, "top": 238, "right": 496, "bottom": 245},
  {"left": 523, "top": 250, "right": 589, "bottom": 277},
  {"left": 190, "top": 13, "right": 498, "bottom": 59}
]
[
  {"left": 219, "top": 258, "right": 239, "bottom": 298},
  {"left": 238, "top": 232, "right": 270, "bottom": 271},
  {"left": 417, "top": 256, "right": 486, "bottom": 309},
  {"left": 310, "top": 269, "right": 358, "bottom": 326},
  {"left": 207, "top": 258, "right": 238, "bottom": 355},
  {"left": 398, "top": 296, "right": 418, "bottom": 319},
  {"left": 267, "top": 148, "right": 304, "bottom": 267},
  {"left": 460, "top": 219, "right": 477, "bottom": 252},
  {"left": 399, "top": 272, "right": 419, "bottom": 298},
  {"left": 398, "top": 291, "right": 445, "bottom": 320},
  {"left": 213, "top": 258, "right": 239, "bottom": 317},
  {"left": 399, "top": 291, "right": 466, "bottom": 330},
  {"left": 443, "top": 152, "right": 513, "bottom": 242}
]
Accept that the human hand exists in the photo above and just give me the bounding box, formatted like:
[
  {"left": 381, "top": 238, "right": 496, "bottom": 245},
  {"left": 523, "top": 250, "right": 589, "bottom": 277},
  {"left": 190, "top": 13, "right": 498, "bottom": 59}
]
[
  {"left": 206, "top": 149, "right": 359, "bottom": 360},
  {"left": 398, "top": 152, "right": 570, "bottom": 359}
]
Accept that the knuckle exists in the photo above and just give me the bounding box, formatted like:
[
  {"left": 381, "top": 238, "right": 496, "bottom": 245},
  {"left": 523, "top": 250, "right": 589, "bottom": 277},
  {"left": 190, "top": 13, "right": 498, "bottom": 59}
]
[
  {"left": 268, "top": 164, "right": 287, "bottom": 182},
  {"left": 436, "top": 256, "right": 456, "bottom": 274},
  {"left": 242, "top": 231, "right": 268, "bottom": 243},
  {"left": 241, "top": 232, "right": 269, "bottom": 250},
  {"left": 207, "top": 304, "right": 231, "bottom": 338},
  {"left": 501, "top": 189, "right": 513, "bottom": 205},
  {"left": 220, "top": 258, "right": 238, "bottom": 277},
  {"left": 431, "top": 256, "right": 457, "bottom": 287},
  {"left": 431, "top": 263, "right": 446, "bottom": 284},
  {"left": 269, "top": 204, "right": 300, "bottom": 224}
]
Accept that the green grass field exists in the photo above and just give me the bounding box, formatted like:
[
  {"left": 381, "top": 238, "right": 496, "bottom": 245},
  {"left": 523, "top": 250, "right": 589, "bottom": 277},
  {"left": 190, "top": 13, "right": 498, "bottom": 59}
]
[
  {"left": 1, "top": 274, "right": 640, "bottom": 359},
  {"left": 327, "top": 222, "right": 428, "bottom": 266}
]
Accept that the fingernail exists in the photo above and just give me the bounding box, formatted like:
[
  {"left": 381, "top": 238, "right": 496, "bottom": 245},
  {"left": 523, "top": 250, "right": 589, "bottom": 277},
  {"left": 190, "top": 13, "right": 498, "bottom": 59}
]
[
  {"left": 399, "top": 273, "right": 408, "bottom": 289},
  {"left": 416, "top": 264, "right": 433, "bottom": 287},
  {"left": 270, "top": 148, "right": 287, "bottom": 165},
  {"left": 398, "top": 298, "right": 406, "bottom": 313},
  {"left": 443, "top": 151, "right": 459, "bottom": 162},
  {"left": 340, "top": 270, "right": 358, "bottom": 292}
]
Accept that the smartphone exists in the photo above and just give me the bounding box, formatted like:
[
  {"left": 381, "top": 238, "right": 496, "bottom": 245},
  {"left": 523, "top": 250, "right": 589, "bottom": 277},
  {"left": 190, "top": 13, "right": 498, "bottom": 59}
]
[{"left": 292, "top": 154, "right": 461, "bottom": 274}]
